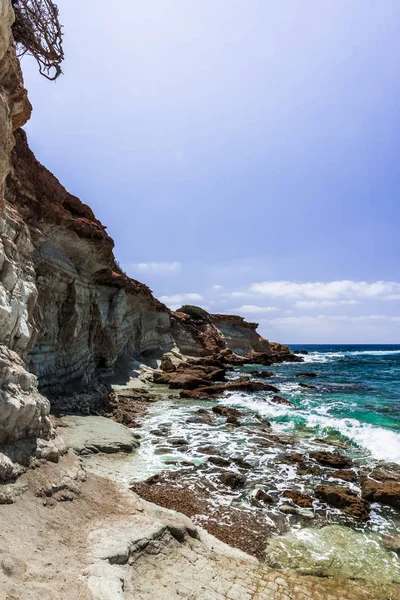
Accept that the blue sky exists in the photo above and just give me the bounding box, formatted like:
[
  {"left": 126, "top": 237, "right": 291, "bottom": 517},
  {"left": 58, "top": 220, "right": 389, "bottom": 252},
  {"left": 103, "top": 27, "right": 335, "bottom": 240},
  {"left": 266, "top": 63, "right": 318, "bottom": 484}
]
[{"left": 21, "top": 0, "right": 400, "bottom": 343}]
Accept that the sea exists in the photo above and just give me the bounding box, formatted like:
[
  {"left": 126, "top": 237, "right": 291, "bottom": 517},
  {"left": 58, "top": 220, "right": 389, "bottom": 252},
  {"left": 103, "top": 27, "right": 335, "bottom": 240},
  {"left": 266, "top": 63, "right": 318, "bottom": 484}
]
[{"left": 101, "top": 344, "right": 400, "bottom": 583}]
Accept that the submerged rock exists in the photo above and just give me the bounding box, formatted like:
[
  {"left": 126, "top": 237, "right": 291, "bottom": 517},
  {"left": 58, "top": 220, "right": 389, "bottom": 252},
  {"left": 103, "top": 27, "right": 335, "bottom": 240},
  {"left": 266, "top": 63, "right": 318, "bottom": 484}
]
[
  {"left": 295, "top": 372, "right": 318, "bottom": 378},
  {"left": 266, "top": 524, "right": 400, "bottom": 583}
]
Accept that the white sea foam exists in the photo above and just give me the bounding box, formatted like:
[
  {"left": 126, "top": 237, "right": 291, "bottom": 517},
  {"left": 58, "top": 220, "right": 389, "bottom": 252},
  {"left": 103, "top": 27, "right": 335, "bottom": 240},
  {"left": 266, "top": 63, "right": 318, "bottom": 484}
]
[
  {"left": 226, "top": 394, "right": 400, "bottom": 463},
  {"left": 302, "top": 349, "right": 400, "bottom": 363}
]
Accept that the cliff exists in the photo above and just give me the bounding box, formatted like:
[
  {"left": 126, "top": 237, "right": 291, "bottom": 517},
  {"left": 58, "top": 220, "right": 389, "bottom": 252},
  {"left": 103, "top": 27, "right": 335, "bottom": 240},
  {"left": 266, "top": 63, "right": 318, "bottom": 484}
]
[{"left": 0, "top": 0, "right": 276, "bottom": 455}]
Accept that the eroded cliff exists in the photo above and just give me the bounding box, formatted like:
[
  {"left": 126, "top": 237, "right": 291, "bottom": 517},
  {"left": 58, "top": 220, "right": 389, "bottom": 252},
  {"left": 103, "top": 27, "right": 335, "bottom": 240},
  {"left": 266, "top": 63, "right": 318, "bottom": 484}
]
[{"left": 0, "top": 0, "right": 286, "bottom": 450}]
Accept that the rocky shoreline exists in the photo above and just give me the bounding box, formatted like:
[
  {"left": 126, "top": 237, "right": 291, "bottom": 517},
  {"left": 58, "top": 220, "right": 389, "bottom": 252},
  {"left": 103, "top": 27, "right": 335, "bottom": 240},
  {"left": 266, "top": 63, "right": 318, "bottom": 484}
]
[{"left": 0, "top": 1, "right": 400, "bottom": 597}]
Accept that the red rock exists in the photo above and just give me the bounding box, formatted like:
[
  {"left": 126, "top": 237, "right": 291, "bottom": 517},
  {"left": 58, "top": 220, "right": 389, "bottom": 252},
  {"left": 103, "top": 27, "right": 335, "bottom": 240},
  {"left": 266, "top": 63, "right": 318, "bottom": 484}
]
[
  {"left": 315, "top": 485, "right": 370, "bottom": 521},
  {"left": 309, "top": 450, "right": 353, "bottom": 469},
  {"left": 212, "top": 406, "right": 243, "bottom": 418},
  {"left": 281, "top": 490, "right": 314, "bottom": 508},
  {"left": 360, "top": 478, "right": 400, "bottom": 510},
  {"left": 219, "top": 471, "right": 246, "bottom": 489}
]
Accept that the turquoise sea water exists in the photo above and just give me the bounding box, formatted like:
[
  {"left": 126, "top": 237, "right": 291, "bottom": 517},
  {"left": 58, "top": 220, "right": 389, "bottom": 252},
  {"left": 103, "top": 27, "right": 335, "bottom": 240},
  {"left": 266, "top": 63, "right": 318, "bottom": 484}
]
[{"left": 273, "top": 344, "right": 400, "bottom": 462}]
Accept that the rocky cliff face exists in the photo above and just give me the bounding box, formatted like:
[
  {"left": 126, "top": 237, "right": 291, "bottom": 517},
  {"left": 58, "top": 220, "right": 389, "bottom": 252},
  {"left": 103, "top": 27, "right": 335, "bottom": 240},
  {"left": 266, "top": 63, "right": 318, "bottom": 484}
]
[{"left": 0, "top": 0, "right": 280, "bottom": 447}]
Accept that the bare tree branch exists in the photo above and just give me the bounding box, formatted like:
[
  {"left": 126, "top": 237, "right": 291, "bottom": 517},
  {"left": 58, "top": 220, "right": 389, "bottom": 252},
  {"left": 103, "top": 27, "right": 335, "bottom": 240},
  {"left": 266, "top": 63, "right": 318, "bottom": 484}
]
[{"left": 11, "top": 0, "right": 64, "bottom": 81}]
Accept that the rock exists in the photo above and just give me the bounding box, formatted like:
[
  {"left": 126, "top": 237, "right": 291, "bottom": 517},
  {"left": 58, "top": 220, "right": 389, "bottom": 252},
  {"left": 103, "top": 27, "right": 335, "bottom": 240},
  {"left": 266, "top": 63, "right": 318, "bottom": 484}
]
[
  {"left": 315, "top": 485, "right": 370, "bottom": 520},
  {"left": 181, "top": 379, "right": 279, "bottom": 399},
  {"left": 280, "top": 490, "right": 314, "bottom": 508},
  {"left": 294, "top": 350, "right": 309, "bottom": 355},
  {"left": 295, "top": 372, "right": 318, "bottom": 378},
  {"left": 254, "top": 371, "right": 275, "bottom": 377},
  {"left": 145, "top": 474, "right": 162, "bottom": 485},
  {"left": 219, "top": 471, "right": 246, "bottom": 489},
  {"left": 212, "top": 405, "right": 243, "bottom": 418},
  {"left": 270, "top": 395, "right": 295, "bottom": 407},
  {"left": 298, "top": 382, "right": 315, "bottom": 389},
  {"left": 208, "top": 456, "right": 230, "bottom": 467},
  {"left": 360, "top": 478, "right": 400, "bottom": 510},
  {"left": 327, "top": 469, "right": 358, "bottom": 483},
  {"left": 58, "top": 415, "right": 140, "bottom": 455},
  {"left": 233, "top": 457, "right": 253, "bottom": 470},
  {"left": 226, "top": 416, "right": 241, "bottom": 426},
  {"left": 198, "top": 446, "right": 221, "bottom": 455},
  {"left": 309, "top": 450, "right": 353, "bottom": 469},
  {"left": 381, "top": 534, "right": 400, "bottom": 554},
  {"left": 284, "top": 452, "right": 306, "bottom": 464},
  {"left": 168, "top": 373, "right": 212, "bottom": 390},
  {"left": 254, "top": 489, "right": 275, "bottom": 504},
  {"left": 279, "top": 504, "right": 298, "bottom": 515},
  {"left": 160, "top": 355, "right": 177, "bottom": 372},
  {"left": 169, "top": 438, "right": 188, "bottom": 446}
]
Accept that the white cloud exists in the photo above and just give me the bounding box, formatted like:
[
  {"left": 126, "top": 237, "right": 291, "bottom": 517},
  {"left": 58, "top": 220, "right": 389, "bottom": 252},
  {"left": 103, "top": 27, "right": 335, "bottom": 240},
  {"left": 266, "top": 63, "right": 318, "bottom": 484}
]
[
  {"left": 159, "top": 292, "right": 203, "bottom": 307},
  {"left": 258, "top": 313, "right": 400, "bottom": 343},
  {"left": 232, "top": 305, "right": 278, "bottom": 314},
  {"left": 249, "top": 280, "right": 400, "bottom": 301},
  {"left": 294, "top": 299, "right": 359, "bottom": 309},
  {"left": 212, "top": 285, "right": 223, "bottom": 290},
  {"left": 131, "top": 261, "right": 182, "bottom": 273}
]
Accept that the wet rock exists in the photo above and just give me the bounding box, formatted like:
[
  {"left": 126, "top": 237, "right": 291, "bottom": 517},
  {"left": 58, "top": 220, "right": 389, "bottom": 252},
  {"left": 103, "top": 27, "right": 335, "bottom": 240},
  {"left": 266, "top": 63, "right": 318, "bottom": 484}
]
[
  {"left": 281, "top": 490, "right": 314, "bottom": 508},
  {"left": 279, "top": 504, "right": 298, "bottom": 515},
  {"left": 284, "top": 451, "right": 306, "bottom": 464},
  {"left": 360, "top": 478, "right": 400, "bottom": 510},
  {"left": 198, "top": 446, "right": 221, "bottom": 456},
  {"left": 226, "top": 416, "right": 241, "bottom": 426},
  {"left": 169, "top": 437, "right": 188, "bottom": 446},
  {"left": 212, "top": 405, "right": 243, "bottom": 418},
  {"left": 180, "top": 379, "right": 279, "bottom": 400},
  {"left": 219, "top": 471, "right": 246, "bottom": 489},
  {"left": 298, "top": 382, "right": 315, "bottom": 389},
  {"left": 255, "top": 414, "right": 271, "bottom": 427},
  {"left": 294, "top": 350, "right": 309, "bottom": 355},
  {"left": 315, "top": 485, "right": 370, "bottom": 520},
  {"left": 254, "top": 371, "right": 275, "bottom": 377},
  {"left": 270, "top": 395, "right": 295, "bottom": 407},
  {"left": 145, "top": 474, "right": 162, "bottom": 485},
  {"left": 160, "top": 355, "right": 177, "bottom": 372},
  {"left": 314, "top": 438, "right": 350, "bottom": 450},
  {"left": 327, "top": 469, "right": 358, "bottom": 483},
  {"left": 167, "top": 373, "right": 212, "bottom": 390},
  {"left": 381, "top": 534, "right": 400, "bottom": 554},
  {"left": 208, "top": 456, "right": 230, "bottom": 467},
  {"left": 309, "top": 450, "right": 353, "bottom": 469},
  {"left": 254, "top": 489, "right": 275, "bottom": 504},
  {"left": 150, "top": 429, "right": 167, "bottom": 437},
  {"left": 295, "top": 372, "right": 318, "bottom": 378},
  {"left": 233, "top": 457, "right": 253, "bottom": 470}
]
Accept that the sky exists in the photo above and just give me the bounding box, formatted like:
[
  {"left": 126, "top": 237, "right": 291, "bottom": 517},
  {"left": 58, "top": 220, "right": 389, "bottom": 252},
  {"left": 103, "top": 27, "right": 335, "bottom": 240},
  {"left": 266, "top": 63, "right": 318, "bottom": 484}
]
[{"left": 20, "top": 0, "right": 400, "bottom": 343}]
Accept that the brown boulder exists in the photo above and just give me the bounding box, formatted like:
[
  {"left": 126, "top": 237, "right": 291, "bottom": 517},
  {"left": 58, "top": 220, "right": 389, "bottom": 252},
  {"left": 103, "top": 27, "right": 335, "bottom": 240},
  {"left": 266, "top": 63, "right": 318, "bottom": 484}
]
[
  {"left": 180, "top": 379, "right": 279, "bottom": 399},
  {"left": 219, "top": 471, "right": 246, "bottom": 489},
  {"left": 280, "top": 490, "right": 314, "bottom": 508},
  {"left": 167, "top": 373, "right": 211, "bottom": 390},
  {"left": 309, "top": 450, "right": 353, "bottom": 469},
  {"left": 212, "top": 405, "right": 243, "bottom": 418},
  {"left": 315, "top": 485, "right": 370, "bottom": 521},
  {"left": 328, "top": 469, "right": 358, "bottom": 483},
  {"left": 360, "top": 478, "right": 400, "bottom": 510},
  {"left": 271, "top": 395, "right": 295, "bottom": 407},
  {"left": 254, "top": 489, "right": 275, "bottom": 504}
]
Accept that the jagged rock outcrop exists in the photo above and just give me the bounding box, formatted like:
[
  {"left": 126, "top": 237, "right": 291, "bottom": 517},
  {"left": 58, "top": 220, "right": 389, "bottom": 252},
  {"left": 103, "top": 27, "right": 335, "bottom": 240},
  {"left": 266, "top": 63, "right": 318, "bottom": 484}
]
[{"left": 0, "top": 0, "right": 48, "bottom": 447}]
